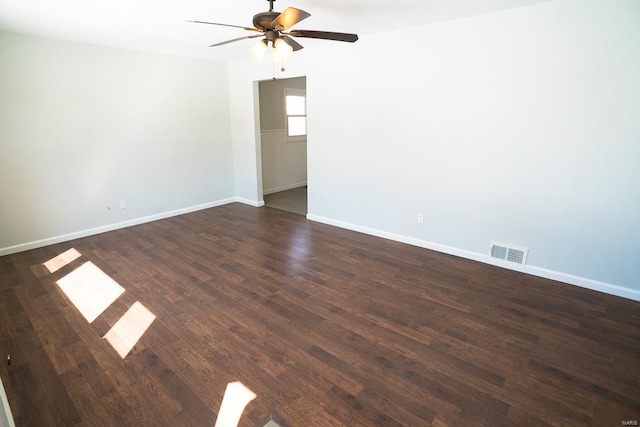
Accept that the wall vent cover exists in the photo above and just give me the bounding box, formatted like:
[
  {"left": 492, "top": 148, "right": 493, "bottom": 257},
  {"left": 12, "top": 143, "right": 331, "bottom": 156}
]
[{"left": 489, "top": 242, "right": 528, "bottom": 265}]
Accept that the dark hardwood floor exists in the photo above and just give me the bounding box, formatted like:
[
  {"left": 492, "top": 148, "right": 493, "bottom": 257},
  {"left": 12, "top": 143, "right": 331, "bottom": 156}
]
[{"left": 1, "top": 203, "right": 639, "bottom": 426}]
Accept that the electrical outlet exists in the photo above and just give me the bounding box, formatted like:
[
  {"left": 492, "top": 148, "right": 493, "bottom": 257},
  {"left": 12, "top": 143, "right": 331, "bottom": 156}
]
[
  {"left": 107, "top": 205, "right": 112, "bottom": 211},
  {"left": 120, "top": 200, "right": 127, "bottom": 209},
  {"left": 417, "top": 213, "right": 424, "bottom": 225}
]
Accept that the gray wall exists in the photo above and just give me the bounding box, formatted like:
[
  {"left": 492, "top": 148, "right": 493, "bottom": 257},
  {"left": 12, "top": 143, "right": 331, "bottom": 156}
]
[
  {"left": 0, "top": 32, "right": 234, "bottom": 252},
  {"left": 258, "top": 77, "right": 307, "bottom": 194},
  {"left": 258, "top": 76, "right": 306, "bottom": 131}
]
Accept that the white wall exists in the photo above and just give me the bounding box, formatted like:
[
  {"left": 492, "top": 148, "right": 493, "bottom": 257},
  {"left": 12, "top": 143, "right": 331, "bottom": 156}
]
[
  {"left": 0, "top": 1, "right": 637, "bottom": 299},
  {"left": 0, "top": 32, "right": 235, "bottom": 253},
  {"left": 229, "top": 0, "right": 640, "bottom": 299}
]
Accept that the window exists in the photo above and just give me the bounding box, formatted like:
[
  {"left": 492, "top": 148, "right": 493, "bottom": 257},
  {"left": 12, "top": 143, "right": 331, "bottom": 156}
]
[{"left": 285, "top": 88, "right": 306, "bottom": 141}]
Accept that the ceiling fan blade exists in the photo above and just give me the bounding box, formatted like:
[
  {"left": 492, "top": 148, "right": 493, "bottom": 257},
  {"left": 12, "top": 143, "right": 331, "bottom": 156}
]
[
  {"left": 210, "top": 34, "right": 263, "bottom": 47},
  {"left": 288, "top": 30, "right": 358, "bottom": 43},
  {"left": 282, "top": 35, "right": 304, "bottom": 51},
  {"left": 187, "top": 20, "right": 258, "bottom": 32},
  {"left": 271, "top": 7, "right": 311, "bottom": 31}
]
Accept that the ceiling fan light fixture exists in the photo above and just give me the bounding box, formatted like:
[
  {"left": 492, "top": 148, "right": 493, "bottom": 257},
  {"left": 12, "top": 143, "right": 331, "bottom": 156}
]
[
  {"left": 274, "top": 37, "right": 294, "bottom": 60},
  {"left": 249, "top": 39, "right": 269, "bottom": 59}
]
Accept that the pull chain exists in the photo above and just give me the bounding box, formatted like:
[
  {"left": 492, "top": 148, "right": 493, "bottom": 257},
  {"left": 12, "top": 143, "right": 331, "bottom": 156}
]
[{"left": 272, "top": 54, "right": 276, "bottom": 80}]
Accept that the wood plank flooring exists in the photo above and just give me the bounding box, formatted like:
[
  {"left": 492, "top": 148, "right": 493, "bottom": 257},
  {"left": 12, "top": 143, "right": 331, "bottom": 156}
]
[
  {"left": 263, "top": 187, "right": 307, "bottom": 216},
  {"left": 1, "top": 203, "right": 639, "bottom": 426}
]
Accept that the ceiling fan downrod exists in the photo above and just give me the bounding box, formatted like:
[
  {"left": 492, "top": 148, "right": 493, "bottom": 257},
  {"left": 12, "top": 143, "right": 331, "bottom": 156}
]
[{"left": 268, "top": 0, "right": 276, "bottom": 12}]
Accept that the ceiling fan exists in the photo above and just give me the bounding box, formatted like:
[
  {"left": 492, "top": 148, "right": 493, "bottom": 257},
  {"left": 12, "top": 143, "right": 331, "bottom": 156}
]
[{"left": 188, "top": 0, "right": 358, "bottom": 56}]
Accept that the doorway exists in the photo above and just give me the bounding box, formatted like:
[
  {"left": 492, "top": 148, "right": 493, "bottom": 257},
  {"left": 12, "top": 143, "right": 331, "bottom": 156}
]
[{"left": 258, "top": 76, "right": 307, "bottom": 215}]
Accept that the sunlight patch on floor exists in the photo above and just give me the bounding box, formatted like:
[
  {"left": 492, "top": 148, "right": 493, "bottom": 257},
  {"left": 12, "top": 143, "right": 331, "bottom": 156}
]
[
  {"left": 56, "top": 261, "right": 125, "bottom": 323},
  {"left": 214, "top": 381, "right": 257, "bottom": 427},
  {"left": 103, "top": 301, "right": 156, "bottom": 358},
  {"left": 43, "top": 248, "right": 82, "bottom": 273}
]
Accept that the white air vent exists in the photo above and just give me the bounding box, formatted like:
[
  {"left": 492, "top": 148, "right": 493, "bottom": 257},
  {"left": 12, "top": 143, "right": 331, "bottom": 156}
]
[{"left": 489, "top": 241, "right": 528, "bottom": 265}]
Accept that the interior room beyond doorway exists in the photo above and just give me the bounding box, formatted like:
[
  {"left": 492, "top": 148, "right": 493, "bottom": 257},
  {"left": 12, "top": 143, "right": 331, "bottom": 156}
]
[{"left": 259, "top": 76, "right": 307, "bottom": 216}]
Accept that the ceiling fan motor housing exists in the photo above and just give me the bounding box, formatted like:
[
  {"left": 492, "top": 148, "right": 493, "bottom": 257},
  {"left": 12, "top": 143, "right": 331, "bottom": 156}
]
[
  {"left": 253, "top": 11, "right": 280, "bottom": 30},
  {"left": 264, "top": 30, "right": 280, "bottom": 42}
]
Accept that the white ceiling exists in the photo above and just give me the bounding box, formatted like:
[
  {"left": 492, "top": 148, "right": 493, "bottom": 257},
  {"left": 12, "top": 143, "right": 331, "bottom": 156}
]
[{"left": 0, "top": 0, "right": 552, "bottom": 61}]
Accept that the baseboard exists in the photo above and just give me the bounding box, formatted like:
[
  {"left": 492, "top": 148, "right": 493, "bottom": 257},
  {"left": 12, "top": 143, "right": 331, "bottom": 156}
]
[
  {"left": 0, "top": 198, "right": 237, "bottom": 257},
  {"left": 234, "top": 197, "right": 265, "bottom": 207},
  {"left": 0, "top": 376, "right": 15, "bottom": 427},
  {"left": 5, "top": 202, "right": 636, "bottom": 302},
  {"left": 263, "top": 182, "right": 307, "bottom": 196},
  {"left": 306, "top": 214, "right": 640, "bottom": 302}
]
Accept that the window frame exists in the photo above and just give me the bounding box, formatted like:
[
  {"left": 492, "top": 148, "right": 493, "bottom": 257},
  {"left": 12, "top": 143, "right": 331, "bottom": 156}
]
[{"left": 284, "top": 88, "right": 307, "bottom": 142}]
